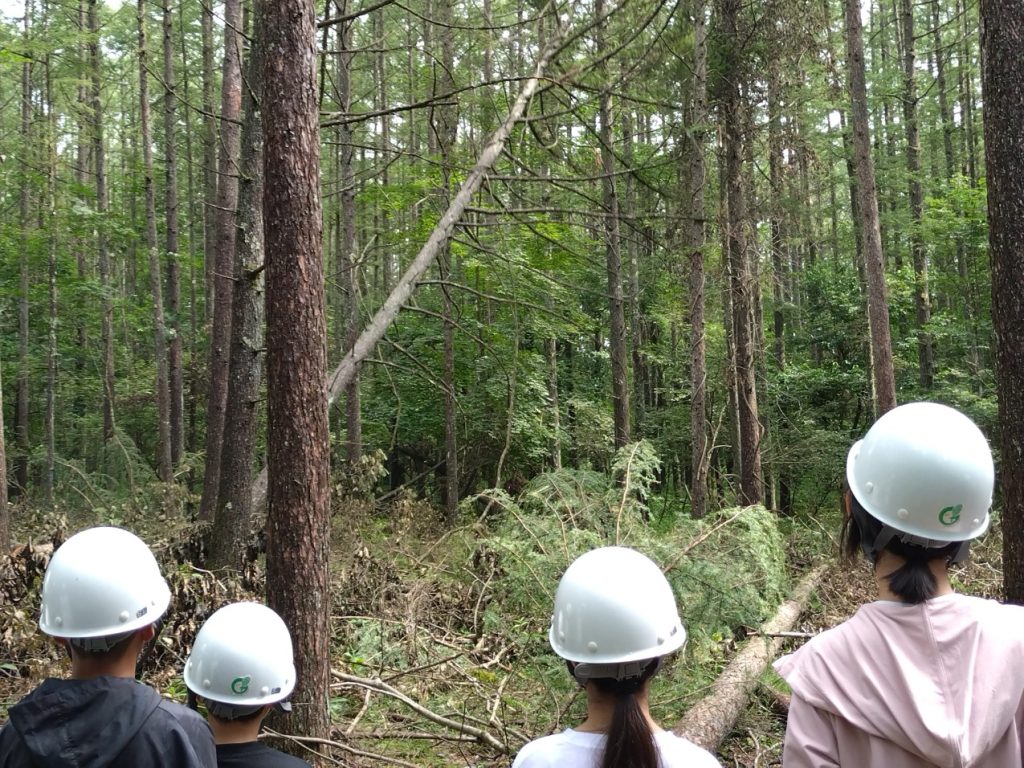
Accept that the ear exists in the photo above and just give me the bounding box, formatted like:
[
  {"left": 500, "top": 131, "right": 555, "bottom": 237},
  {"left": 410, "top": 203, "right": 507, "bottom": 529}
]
[{"left": 137, "top": 624, "right": 157, "bottom": 642}]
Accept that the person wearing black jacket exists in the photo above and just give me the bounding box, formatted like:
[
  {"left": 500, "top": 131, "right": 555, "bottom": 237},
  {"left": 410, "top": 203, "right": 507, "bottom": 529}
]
[
  {"left": 0, "top": 526, "right": 216, "bottom": 768},
  {"left": 185, "top": 602, "right": 311, "bottom": 768}
]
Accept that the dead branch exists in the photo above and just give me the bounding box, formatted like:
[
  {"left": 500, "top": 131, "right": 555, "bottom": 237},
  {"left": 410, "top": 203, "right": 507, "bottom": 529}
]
[
  {"left": 331, "top": 669, "right": 509, "bottom": 753},
  {"left": 673, "top": 564, "right": 827, "bottom": 751}
]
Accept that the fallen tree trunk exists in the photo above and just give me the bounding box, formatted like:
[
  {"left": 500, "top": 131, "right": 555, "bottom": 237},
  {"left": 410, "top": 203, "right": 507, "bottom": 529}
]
[
  {"left": 248, "top": 14, "right": 565, "bottom": 512},
  {"left": 673, "top": 564, "right": 827, "bottom": 751}
]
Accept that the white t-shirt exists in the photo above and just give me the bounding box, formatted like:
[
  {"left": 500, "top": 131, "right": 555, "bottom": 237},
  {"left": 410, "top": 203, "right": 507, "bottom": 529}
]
[{"left": 511, "top": 728, "right": 722, "bottom": 767}]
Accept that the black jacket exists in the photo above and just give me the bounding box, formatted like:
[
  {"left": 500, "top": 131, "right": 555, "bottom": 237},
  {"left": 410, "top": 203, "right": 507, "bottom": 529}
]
[
  {"left": 0, "top": 676, "right": 217, "bottom": 768},
  {"left": 216, "top": 742, "right": 312, "bottom": 768}
]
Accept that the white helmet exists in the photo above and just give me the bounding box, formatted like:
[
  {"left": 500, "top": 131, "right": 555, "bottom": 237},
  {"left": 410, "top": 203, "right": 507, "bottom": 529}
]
[
  {"left": 185, "top": 602, "right": 296, "bottom": 711},
  {"left": 846, "top": 402, "right": 994, "bottom": 544},
  {"left": 549, "top": 547, "right": 686, "bottom": 674},
  {"left": 39, "top": 527, "right": 171, "bottom": 643}
]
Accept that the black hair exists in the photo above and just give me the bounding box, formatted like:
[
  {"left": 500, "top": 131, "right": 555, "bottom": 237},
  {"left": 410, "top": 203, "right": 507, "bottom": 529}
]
[
  {"left": 67, "top": 631, "right": 137, "bottom": 660},
  {"left": 584, "top": 659, "right": 660, "bottom": 768},
  {"left": 842, "top": 492, "right": 961, "bottom": 605}
]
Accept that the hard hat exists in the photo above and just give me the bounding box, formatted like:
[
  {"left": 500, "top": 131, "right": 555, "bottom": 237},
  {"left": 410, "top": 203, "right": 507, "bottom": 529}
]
[
  {"left": 39, "top": 526, "right": 171, "bottom": 640},
  {"left": 548, "top": 547, "right": 686, "bottom": 668},
  {"left": 185, "top": 602, "right": 296, "bottom": 709},
  {"left": 846, "top": 402, "right": 994, "bottom": 544}
]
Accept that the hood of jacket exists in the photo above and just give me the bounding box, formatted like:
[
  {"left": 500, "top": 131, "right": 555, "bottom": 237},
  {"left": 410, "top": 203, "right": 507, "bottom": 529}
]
[
  {"left": 774, "top": 592, "right": 1024, "bottom": 768},
  {"left": 7, "top": 675, "right": 164, "bottom": 768}
]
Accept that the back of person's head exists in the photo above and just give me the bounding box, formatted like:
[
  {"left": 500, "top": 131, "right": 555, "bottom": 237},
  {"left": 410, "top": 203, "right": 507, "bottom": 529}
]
[
  {"left": 39, "top": 526, "right": 171, "bottom": 657},
  {"left": 549, "top": 547, "right": 686, "bottom": 768},
  {"left": 184, "top": 601, "right": 296, "bottom": 721},
  {"left": 843, "top": 401, "right": 994, "bottom": 604}
]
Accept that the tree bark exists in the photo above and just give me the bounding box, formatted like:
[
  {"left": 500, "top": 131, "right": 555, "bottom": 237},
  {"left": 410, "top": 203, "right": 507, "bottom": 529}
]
[
  {"left": 597, "top": 0, "right": 630, "bottom": 449},
  {"left": 845, "top": 0, "right": 897, "bottom": 416},
  {"left": 16, "top": 7, "right": 32, "bottom": 496},
  {"left": 261, "top": 0, "right": 331, "bottom": 750},
  {"left": 44, "top": 44, "right": 56, "bottom": 506},
  {"left": 199, "top": 0, "right": 244, "bottom": 520},
  {"left": 674, "top": 564, "right": 826, "bottom": 750},
  {"left": 0, "top": 358, "right": 8, "bottom": 550},
  {"left": 89, "top": 0, "right": 116, "bottom": 443},
  {"left": 209, "top": 12, "right": 266, "bottom": 572},
  {"left": 688, "top": 0, "right": 709, "bottom": 519},
  {"left": 138, "top": 0, "right": 173, "bottom": 482},
  {"left": 202, "top": 0, "right": 217, "bottom": 323},
  {"left": 981, "top": 0, "right": 1024, "bottom": 604},
  {"left": 900, "top": 0, "right": 933, "bottom": 390},
  {"left": 722, "top": 0, "right": 761, "bottom": 505},
  {"left": 163, "top": 0, "right": 184, "bottom": 466}
]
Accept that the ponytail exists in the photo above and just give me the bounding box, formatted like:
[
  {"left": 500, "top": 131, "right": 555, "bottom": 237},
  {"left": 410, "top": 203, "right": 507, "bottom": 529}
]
[
  {"left": 590, "top": 659, "right": 660, "bottom": 768},
  {"left": 842, "top": 493, "right": 959, "bottom": 605}
]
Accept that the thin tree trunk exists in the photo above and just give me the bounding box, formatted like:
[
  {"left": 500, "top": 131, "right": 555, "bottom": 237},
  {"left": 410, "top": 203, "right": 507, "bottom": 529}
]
[
  {"left": 138, "top": 0, "right": 173, "bottom": 481},
  {"left": 209, "top": 14, "right": 265, "bottom": 571},
  {"left": 901, "top": 0, "right": 933, "bottom": 390},
  {"left": 261, "top": 0, "right": 331, "bottom": 747},
  {"left": 44, "top": 25, "right": 56, "bottom": 505},
  {"left": 202, "top": 0, "right": 217, "bottom": 322},
  {"left": 622, "top": 111, "right": 645, "bottom": 433},
  {"left": 931, "top": 0, "right": 955, "bottom": 180},
  {"left": 89, "top": 0, "right": 116, "bottom": 443},
  {"left": 960, "top": 0, "right": 978, "bottom": 185},
  {"left": 722, "top": 0, "right": 761, "bottom": 505},
  {"left": 163, "top": 0, "right": 184, "bottom": 465},
  {"left": 688, "top": 0, "right": 709, "bottom": 519},
  {"left": 199, "top": 0, "right": 244, "bottom": 519},
  {"left": 768, "top": 71, "right": 786, "bottom": 370},
  {"left": 335, "top": 3, "right": 361, "bottom": 463},
  {"left": 980, "top": 0, "right": 1024, "bottom": 603},
  {"left": 846, "top": 0, "right": 897, "bottom": 415},
  {"left": 16, "top": 4, "right": 32, "bottom": 496},
  {"left": 179, "top": 11, "right": 200, "bottom": 453},
  {"left": 597, "top": 0, "right": 630, "bottom": 449}
]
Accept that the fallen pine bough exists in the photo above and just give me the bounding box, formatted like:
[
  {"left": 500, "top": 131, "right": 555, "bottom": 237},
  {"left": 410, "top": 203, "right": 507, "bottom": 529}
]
[{"left": 673, "top": 564, "right": 827, "bottom": 751}]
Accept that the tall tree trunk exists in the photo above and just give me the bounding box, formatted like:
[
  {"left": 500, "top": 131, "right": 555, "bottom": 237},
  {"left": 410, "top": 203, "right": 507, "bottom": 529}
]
[
  {"left": 44, "top": 42, "right": 56, "bottom": 506},
  {"left": 261, "top": 0, "right": 331, "bottom": 751},
  {"left": 199, "top": 0, "right": 244, "bottom": 519},
  {"left": 138, "top": 0, "right": 173, "bottom": 482},
  {"left": 209, "top": 15, "right": 265, "bottom": 571},
  {"left": 722, "top": 0, "right": 761, "bottom": 505},
  {"left": 959, "top": 0, "right": 978, "bottom": 185},
  {"left": 846, "top": 0, "right": 897, "bottom": 415},
  {"left": 597, "top": 0, "right": 630, "bottom": 449},
  {"left": 901, "top": 0, "right": 933, "bottom": 390},
  {"left": 688, "top": 0, "right": 709, "bottom": 519},
  {"left": 179, "top": 6, "right": 200, "bottom": 453},
  {"left": 16, "top": 5, "right": 32, "bottom": 496},
  {"left": 768, "top": 70, "right": 786, "bottom": 370},
  {"left": 163, "top": 0, "right": 184, "bottom": 466},
  {"left": 89, "top": 0, "right": 115, "bottom": 443},
  {"left": 981, "top": 0, "right": 1024, "bottom": 603},
  {"left": 622, "top": 111, "right": 645, "bottom": 433},
  {"left": 931, "top": 0, "right": 955, "bottom": 180},
  {"left": 432, "top": 0, "right": 459, "bottom": 521},
  {"left": 202, "top": 0, "right": 217, "bottom": 322},
  {"left": 335, "top": 4, "right": 361, "bottom": 463}
]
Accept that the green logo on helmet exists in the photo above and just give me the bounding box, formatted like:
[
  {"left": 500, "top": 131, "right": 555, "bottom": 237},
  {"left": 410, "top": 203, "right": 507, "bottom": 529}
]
[
  {"left": 230, "top": 676, "right": 251, "bottom": 695},
  {"left": 938, "top": 504, "right": 962, "bottom": 526}
]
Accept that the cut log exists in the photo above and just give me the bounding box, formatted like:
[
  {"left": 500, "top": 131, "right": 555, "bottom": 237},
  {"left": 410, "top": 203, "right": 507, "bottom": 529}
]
[{"left": 673, "top": 564, "right": 826, "bottom": 751}]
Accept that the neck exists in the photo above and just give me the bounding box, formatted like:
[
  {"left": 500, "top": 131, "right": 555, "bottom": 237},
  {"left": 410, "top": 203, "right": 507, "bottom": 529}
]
[
  {"left": 208, "top": 710, "right": 267, "bottom": 745},
  {"left": 576, "top": 682, "right": 661, "bottom": 734},
  {"left": 69, "top": 634, "right": 146, "bottom": 680},
  {"left": 874, "top": 550, "right": 954, "bottom": 602}
]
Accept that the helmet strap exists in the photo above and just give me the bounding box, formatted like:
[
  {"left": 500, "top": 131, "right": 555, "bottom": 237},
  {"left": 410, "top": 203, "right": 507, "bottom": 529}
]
[
  {"left": 69, "top": 629, "right": 135, "bottom": 653},
  {"left": 571, "top": 657, "right": 661, "bottom": 685}
]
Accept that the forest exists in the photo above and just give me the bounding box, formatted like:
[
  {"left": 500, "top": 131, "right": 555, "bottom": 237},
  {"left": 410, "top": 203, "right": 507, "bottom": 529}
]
[{"left": 1, "top": 0, "right": 1023, "bottom": 763}]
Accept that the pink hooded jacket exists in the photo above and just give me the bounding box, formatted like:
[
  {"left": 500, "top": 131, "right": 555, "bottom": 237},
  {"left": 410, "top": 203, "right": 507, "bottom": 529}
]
[{"left": 773, "top": 593, "right": 1024, "bottom": 767}]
